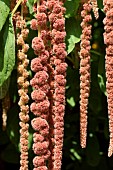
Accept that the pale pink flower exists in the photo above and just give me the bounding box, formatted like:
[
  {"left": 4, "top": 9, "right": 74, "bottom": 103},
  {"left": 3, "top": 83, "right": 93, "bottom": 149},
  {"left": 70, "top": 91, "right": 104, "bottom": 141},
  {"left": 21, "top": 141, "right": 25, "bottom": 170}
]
[
  {"left": 30, "top": 19, "right": 38, "bottom": 30},
  {"left": 31, "top": 58, "right": 43, "bottom": 72},
  {"left": 36, "top": 13, "right": 47, "bottom": 27},
  {"left": 31, "top": 89, "right": 46, "bottom": 101},
  {"left": 32, "top": 37, "right": 45, "bottom": 53}
]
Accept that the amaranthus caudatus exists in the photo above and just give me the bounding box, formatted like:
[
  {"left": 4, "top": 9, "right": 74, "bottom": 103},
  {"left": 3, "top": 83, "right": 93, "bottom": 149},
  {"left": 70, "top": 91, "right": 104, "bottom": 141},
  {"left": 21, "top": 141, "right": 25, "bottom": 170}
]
[
  {"left": 30, "top": 0, "right": 67, "bottom": 169},
  {"left": 10, "top": 0, "right": 113, "bottom": 169},
  {"left": 103, "top": 0, "right": 113, "bottom": 157},
  {"left": 16, "top": 1, "right": 30, "bottom": 169},
  {"left": 79, "top": 0, "right": 92, "bottom": 148}
]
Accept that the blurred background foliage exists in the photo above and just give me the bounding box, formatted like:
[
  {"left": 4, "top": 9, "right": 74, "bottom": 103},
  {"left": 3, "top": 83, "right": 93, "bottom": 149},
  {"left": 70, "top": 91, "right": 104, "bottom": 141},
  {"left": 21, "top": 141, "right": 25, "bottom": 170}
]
[{"left": 0, "top": 0, "right": 113, "bottom": 169}]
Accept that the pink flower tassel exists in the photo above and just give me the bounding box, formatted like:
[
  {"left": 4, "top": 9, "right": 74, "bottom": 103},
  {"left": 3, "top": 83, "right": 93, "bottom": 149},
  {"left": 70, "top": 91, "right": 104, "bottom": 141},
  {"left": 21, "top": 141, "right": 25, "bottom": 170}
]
[
  {"left": 48, "top": 1, "right": 67, "bottom": 169},
  {"left": 30, "top": 0, "right": 51, "bottom": 169},
  {"left": 79, "top": 1, "right": 92, "bottom": 148},
  {"left": 103, "top": 0, "right": 113, "bottom": 157}
]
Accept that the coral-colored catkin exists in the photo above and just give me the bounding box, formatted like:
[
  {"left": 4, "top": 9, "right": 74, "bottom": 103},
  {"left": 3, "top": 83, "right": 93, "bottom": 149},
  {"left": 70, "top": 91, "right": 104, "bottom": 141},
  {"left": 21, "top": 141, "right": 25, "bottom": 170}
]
[
  {"left": 16, "top": 4, "right": 29, "bottom": 170},
  {"left": 48, "top": 0, "right": 67, "bottom": 169},
  {"left": 103, "top": 0, "right": 113, "bottom": 157},
  {"left": 30, "top": 0, "right": 51, "bottom": 169},
  {"left": 91, "top": 0, "right": 99, "bottom": 19},
  {"left": 79, "top": 0, "right": 92, "bottom": 148}
]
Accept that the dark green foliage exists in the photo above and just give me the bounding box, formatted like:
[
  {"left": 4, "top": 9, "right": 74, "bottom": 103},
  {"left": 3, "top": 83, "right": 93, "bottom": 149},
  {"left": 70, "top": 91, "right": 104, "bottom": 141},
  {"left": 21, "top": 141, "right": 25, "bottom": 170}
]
[
  {"left": 0, "top": 14, "right": 15, "bottom": 86},
  {"left": 27, "top": 0, "right": 34, "bottom": 14},
  {"left": 0, "top": 0, "right": 10, "bottom": 31},
  {"left": 64, "top": 0, "right": 80, "bottom": 18}
]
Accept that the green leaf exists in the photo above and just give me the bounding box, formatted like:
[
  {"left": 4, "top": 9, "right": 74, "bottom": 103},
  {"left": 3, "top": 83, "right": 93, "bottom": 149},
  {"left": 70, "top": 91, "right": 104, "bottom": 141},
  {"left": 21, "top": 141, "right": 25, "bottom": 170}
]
[
  {"left": 98, "top": 74, "right": 106, "bottom": 96},
  {"left": 64, "top": 0, "right": 80, "bottom": 18},
  {"left": 67, "top": 35, "right": 80, "bottom": 54},
  {"left": 97, "top": 0, "right": 103, "bottom": 10},
  {"left": 67, "top": 96, "right": 76, "bottom": 107},
  {"left": 66, "top": 18, "right": 81, "bottom": 54},
  {"left": 0, "top": 0, "right": 10, "bottom": 31},
  {"left": 27, "top": 0, "right": 34, "bottom": 14},
  {"left": 0, "top": 14, "right": 15, "bottom": 86},
  {"left": 6, "top": 105, "right": 20, "bottom": 149},
  {"left": 70, "top": 148, "right": 82, "bottom": 161},
  {"left": 1, "top": 143, "right": 20, "bottom": 164},
  {"left": 86, "top": 134, "right": 100, "bottom": 167},
  {"left": 0, "top": 77, "right": 10, "bottom": 99}
]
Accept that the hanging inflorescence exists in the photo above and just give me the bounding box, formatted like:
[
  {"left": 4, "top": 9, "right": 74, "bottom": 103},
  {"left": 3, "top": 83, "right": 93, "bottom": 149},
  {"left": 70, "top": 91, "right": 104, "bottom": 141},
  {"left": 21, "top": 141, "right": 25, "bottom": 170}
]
[
  {"left": 103, "top": 0, "right": 113, "bottom": 157},
  {"left": 30, "top": 0, "right": 67, "bottom": 169},
  {"left": 79, "top": 0, "right": 92, "bottom": 148},
  {"left": 30, "top": 1, "right": 51, "bottom": 170},
  {"left": 48, "top": 0, "right": 67, "bottom": 169},
  {"left": 11, "top": 0, "right": 113, "bottom": 169},
  {"left": 16, "top": 1, "right": 30, "bottom": 169}
]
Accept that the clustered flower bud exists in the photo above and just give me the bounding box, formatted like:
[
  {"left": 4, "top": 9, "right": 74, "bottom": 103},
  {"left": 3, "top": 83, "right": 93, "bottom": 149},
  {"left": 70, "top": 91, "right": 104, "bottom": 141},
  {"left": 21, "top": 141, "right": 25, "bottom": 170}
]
[
  {"left": 30, "top": 1, "right": 51, "bottom": 169},
  {"left": 30, "top": 0, "right": 47, "bottom": 31},
  {"left": 16, "top": 6, "right": 29, "bottom": 170},
  {"left": 30, "top": 0, "right": 67, "bottom": 169},
  {"left": 79, "top": 1, "right": 92, "bottom": 148},
  {"left": 103, "top": 0, "right": 113, "bottom": 157},
  {"left": 48, "top": 0, "right": 67, "bottom": 169}
]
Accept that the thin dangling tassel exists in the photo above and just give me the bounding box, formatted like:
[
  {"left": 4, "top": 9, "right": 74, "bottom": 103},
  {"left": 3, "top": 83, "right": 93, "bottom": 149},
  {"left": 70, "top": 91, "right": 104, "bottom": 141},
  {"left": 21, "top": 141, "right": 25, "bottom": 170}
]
[
  {"left": 16, "top": 1, "right": 30, "bottom": 169},
  {"left": 47, "top": 0, "right": 67, "bottom": 169},
  {"left": 79, "top": 0, "right": 92, "bottom": 148},
  {"left": 103, "top": 0, "right": 113, "bottom": 157}
]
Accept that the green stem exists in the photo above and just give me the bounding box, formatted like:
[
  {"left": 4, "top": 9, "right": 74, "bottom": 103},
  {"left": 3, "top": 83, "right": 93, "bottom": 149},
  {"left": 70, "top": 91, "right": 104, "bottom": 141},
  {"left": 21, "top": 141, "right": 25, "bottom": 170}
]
[
  {"left": 66, "top": 56, "right": 76, "bottom": 68},
  {"left": 90, "top": 50, "right": 102, "bottom": 56}
]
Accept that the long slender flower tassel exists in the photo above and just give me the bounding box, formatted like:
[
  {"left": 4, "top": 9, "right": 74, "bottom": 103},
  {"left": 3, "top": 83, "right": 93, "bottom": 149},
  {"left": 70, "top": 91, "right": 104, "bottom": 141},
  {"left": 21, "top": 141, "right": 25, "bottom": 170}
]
[
  {"left": 16, "top": 1, "right": 30, "bottom": 169},
  {"left": 48, "top": 1, "right": 67, "bottom": 169},
  {"left": 30, "top": 1, "right": 51, "bottom": 169},
  {"left": 103, "top": 0, "right": 113, "bottom": 157},
  {"left": 91, "top": 0, "right": 99, "bottom": 19},
  {"left": 79, "top": 0, "right": 92, "bottom": 148}
]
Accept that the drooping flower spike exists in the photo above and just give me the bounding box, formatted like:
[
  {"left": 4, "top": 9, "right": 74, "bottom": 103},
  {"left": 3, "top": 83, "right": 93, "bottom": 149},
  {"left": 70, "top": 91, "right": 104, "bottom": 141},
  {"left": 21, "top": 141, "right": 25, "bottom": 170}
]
[
  {"left": 103, "top": 0, "right": 113, "bottom": 157},
  {"left": 79, "top": 0, "right": 92, "bottom": 148},
  {"left": 48, "top": 0, "right": 67, "bottom": 169},
  {"left": 16, "top": 1, "right": 30, "bottom": 169},
  {"left": 30, "top": 0, "right": 51, "bottom": 169},
  {"left": 30, "top": 0, "right": 67, "bottom": 169}
]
